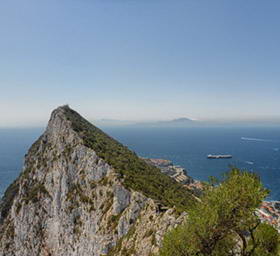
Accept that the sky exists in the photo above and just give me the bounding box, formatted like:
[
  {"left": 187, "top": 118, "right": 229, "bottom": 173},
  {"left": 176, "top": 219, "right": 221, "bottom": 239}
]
[{"left": 0, "top": 0, "right": 280, "bottom": 127}]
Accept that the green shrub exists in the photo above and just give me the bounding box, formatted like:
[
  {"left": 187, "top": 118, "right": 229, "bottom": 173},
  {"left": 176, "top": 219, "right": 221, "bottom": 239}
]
[
  {"left": 144, "top": 229, "right": 154, "bottom": 238},
  {"left": 159, "top": 168, "right": 279, "bottom": 256},
  {"left": 108, "top": 213, "right": 122, "bottom": 229}
]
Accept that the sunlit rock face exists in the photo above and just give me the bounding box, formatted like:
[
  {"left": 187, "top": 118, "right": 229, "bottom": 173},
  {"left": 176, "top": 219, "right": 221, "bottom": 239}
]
[{"left": 0, "top": 106, "right": 186, "bottom": 256}]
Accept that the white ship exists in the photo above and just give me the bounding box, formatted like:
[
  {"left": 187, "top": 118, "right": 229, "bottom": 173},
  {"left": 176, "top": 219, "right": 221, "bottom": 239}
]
[{"left": 207, "top": 154, "right": 232, "bottom": 159}]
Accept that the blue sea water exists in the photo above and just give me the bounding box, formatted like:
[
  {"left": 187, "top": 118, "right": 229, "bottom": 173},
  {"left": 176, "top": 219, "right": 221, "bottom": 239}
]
[
  {"left": 0, "top": 128, "right": 43, "bottom": 197},
  {"left": 0, "top": 126, "right": 280, "bottom": 200}
]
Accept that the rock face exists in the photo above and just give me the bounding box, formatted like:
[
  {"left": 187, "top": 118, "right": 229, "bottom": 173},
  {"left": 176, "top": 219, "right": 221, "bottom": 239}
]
[{"left": 0, "top": 106, "right": 193, "bottom": 256}]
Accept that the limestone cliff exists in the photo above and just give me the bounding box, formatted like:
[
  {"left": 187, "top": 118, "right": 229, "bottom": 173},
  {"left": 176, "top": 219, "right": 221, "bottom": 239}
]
[{"left": 0, "top": 106, "right": 195, "bottom": 256}]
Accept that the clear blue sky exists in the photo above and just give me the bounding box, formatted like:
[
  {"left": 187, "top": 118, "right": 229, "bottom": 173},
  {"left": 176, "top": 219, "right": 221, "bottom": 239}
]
[{"left": 1, "top": 0, "right": 280, "bottom": 127}]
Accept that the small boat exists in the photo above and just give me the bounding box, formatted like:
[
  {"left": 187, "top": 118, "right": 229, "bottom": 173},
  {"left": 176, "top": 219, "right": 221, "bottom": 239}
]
[{"left": 207, "top": 154, "right": 232, "bottom": 159}]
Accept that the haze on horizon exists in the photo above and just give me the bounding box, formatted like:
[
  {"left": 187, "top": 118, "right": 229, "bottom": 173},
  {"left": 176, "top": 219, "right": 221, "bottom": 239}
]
[{"left": 0, "top": 0, "right": 280, "bottom": 127}]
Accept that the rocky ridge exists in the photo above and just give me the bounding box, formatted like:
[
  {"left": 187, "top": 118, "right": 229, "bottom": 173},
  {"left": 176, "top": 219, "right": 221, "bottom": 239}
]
[{"left": 0, "top": 106, "right": 195, "bottom": 256}]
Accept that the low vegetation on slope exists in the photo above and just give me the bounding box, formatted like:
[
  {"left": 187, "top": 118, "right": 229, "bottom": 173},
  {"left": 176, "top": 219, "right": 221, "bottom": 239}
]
[
  {"left": 159, "top": 168, "right": 280, "bottom": 256},
  {"left": 64, "top": 106, "right": 195, "bottom": 212},
  {"left": 0, "top": 180, "right": 19, "bottom": 223}
]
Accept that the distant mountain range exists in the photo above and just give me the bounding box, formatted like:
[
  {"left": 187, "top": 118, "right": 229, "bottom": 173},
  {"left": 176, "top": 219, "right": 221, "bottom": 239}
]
[
  {"left": 93, "top": 118, "right": 280, "bottom": 128},
  {"left": 135, "top": 117, "right": 196, "bottom": 127},
  {"left": 93, "top": 117, "right": 198, "bottom": 127}
]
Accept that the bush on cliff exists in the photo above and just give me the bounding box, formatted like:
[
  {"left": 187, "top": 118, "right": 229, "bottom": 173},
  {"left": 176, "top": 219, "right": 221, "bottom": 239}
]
[{"left": 159, "top": 168, "right": 280, "bottom": 256}]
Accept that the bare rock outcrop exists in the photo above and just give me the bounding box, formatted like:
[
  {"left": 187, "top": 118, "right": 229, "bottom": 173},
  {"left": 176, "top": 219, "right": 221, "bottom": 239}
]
[{"left": 0, "top": 106, "right": 193, "bottom": 256}]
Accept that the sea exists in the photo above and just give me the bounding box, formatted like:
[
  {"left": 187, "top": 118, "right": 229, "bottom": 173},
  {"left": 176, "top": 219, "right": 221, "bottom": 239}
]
[{"left": 0, "top": 126, "right": 280, "bottom": 200}]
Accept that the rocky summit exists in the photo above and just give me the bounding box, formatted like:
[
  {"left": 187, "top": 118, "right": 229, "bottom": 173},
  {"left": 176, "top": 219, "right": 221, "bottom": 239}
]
[{"left": 0, "top": 105, "right": 196, "bottom": 256}]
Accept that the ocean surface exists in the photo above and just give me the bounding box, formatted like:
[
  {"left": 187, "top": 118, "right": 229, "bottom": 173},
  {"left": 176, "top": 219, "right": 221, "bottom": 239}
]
[{"left": 0, "top": 126, "right": 280, "bottom": 200}]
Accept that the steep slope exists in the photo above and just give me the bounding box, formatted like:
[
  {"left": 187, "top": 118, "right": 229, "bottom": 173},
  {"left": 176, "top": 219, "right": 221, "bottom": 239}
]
[{"left": 0, "top": 106, "right": 195, "bottom": 256}]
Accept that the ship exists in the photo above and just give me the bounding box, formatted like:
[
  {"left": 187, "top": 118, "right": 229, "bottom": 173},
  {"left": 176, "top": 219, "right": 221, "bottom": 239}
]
[{"left": 207, "top": 154, "right": 232, "bottom": 159}]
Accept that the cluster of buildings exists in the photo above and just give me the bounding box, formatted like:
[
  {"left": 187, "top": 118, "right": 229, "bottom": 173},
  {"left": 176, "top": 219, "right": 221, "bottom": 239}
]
[
  {"left": 257, "top": 201, "right": 280, "bottom": 232},
  {"left": 143, "top": 158, "right": 203, "bottom": 196},
  {"left": 144, "top": 157, "right": 280, "bottom": 232},
  {"left": 143, "top": 158, "right": 194, "bottom": 185}
]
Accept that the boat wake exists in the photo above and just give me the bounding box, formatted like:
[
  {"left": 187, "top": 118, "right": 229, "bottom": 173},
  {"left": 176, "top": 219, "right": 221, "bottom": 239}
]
[
  {"left": 245, "top": 161, "right": 254, "bottom": 165},
  {"left": 241, "top": 137, "right": 274, "bottom": 142}
]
